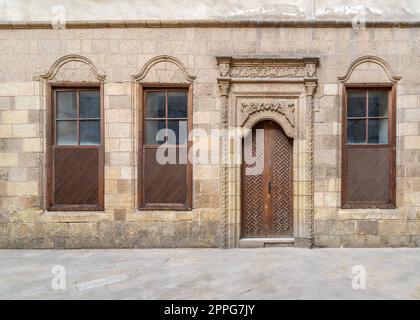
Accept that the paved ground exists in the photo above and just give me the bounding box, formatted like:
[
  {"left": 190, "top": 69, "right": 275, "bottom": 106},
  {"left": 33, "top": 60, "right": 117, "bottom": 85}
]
[{"left": 0, "top": 248, "right": 419, "bottom": 299}]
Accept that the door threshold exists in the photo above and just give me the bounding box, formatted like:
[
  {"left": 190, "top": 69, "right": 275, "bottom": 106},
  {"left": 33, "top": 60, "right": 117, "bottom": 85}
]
[{"left": 239, "top": 237, "right": 294, "bottom": 248}]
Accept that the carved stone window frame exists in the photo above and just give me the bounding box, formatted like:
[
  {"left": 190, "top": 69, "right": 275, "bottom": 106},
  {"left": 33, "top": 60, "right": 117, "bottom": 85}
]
[
  {"left": 131, "top": 55, "right": 196, "bottom": 213},
  {"left": 216, "top": 55, "right": 318, "bottom": 248},
  {"left": 35, "top": 54, "right": 106, "bottom": 212}
]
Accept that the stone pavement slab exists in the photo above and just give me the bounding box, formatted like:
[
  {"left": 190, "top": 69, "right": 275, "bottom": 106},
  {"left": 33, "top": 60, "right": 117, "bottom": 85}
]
[{"left": 0, "top": 248, "right": 419, "bottom": 300}]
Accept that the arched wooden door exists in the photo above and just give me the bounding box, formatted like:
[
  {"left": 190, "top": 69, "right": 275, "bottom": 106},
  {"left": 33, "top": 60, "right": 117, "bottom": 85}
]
[{"left": 241, "top": 121, "right": 293, "bottom": 238}]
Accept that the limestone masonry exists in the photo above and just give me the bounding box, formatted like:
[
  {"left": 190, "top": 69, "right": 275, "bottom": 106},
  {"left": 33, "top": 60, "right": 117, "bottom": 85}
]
[{"left": 0, "top": 21, "right": 420, "bottom": 248}]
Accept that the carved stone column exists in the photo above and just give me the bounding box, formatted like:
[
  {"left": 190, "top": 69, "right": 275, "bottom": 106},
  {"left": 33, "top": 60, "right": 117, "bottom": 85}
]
[
  {"left": 218, "top": 80, "right": 230, "bottom": 248},
  {"left": 304, "top": 81, "right": 317, "bottom": 246}
]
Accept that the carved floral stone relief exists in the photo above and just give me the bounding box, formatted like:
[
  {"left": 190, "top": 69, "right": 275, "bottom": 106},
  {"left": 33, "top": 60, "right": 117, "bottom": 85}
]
[
  {"left": 240, "top": 100, "right": 295, "bottom": 127},
  {"left": 229, "top": 66, "right": 305, "bottom": 78}
]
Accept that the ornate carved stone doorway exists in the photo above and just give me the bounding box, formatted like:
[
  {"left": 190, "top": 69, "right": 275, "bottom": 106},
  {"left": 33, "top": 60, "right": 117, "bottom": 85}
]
[
  {"left": 216, "top": 55, "right": 318, "bottom": 248},
  {"left": 241, "top": 120, "right": 293, "bottom": 238}
]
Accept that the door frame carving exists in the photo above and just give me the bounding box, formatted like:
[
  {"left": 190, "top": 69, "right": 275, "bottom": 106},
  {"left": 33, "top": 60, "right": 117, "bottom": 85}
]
[{"left": 216, "top": 55, "right": 318, "bottom": 248}]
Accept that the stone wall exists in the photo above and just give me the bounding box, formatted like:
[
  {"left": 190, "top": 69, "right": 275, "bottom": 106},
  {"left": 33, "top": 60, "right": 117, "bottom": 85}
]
[{"left": 0, "top": 26, "right": 419, "bottom": 248}]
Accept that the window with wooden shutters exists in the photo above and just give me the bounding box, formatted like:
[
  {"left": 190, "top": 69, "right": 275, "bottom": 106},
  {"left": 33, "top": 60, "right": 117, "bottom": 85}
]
[
  {"left": 48, "top": 86, "right": 104, "bottom": 211},
  {"left": 139, "top": 86, "right": 192, "bottom": 210},
  {"left": 342, "top": 86, "right": 396, "bottom": 209}
]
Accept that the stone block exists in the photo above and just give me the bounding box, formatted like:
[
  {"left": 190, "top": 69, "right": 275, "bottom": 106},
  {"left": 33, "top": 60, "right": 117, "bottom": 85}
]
[
  {"left": 12, "top": 124, "right": 37, "bottom": 138},
  {"left": 120, "top": 166, "right": 132, "bottom": 180},
  {"left": 106, "top": 152, "right": 131, "bottom": 166},
  {"left": 194, "top": 112, "right": 211, "bottom": 124},
  {"left": 333, "top": 220, "right": 356, "bottom": 235},
  {"left": 365, "top": 235, "right": 381, "bottom": 247},
  {"left": 314, "top": 221, "right": 332, "bottom": 235},
  {"left": 339, "top": 235, "right": 366, "bottom": 248},
  {"left": 323, "top": 83, "right": 338, "bottom": 95},
  {"left": 8, "top": 167, "right": 27, "bottom": 181},
  {"left": 403, "top": 109, "right": 420, "bottom": 122},
  {"left": 105, "top": 166, "right": 120, "bottom": 180},
  {"left": 108, "top": 95, "right": 130, "bottom": 109},
  {"left": 398, "top": 123, "right": 418, "bottom": 136},
  {"left": 43, "top": 223, "right": 69, "bottom": 238},
  {"left": 105, "top": 179, "right": 118, "bottom": 194},
  {"left": 18, "top": 152, "right": 39, "bottom": 167},
  {"left": 22, "top": 138, "right": 41, "bottom": 152},
  {"left": 356, "top": 220, "right": 378, "bottom": 235},
  {"left": 1, "top": 110, "right": 28, "bottom": 124},
  {"left": 324, "top": 192, "right": 339, "bottom": 208},
  {"left": 117, "top": 180, "right": 130, "bottom": 194},
  {"left": 108, "top": 123, "right": 130, "bottom": 138},
  {"left": 314, "top": 235, "right": 340, "bottom": 247},
  {"left": 7, "top": 182, "right": 38, "bottom": 196},
  {"left": 14, "top": 96, "right": 39, "bottom": 110},
  {"left": 398, "top": 95, "right": 418, "bottom": 108},
  {"left": 407, "top": 221, "right": 420, "bottom": 235},
  {"left": 0, "top": 97, "right": 14, "bottom": 110},
  {"left": 409, "top": 235, "right": 420, "bottom": 247},
  {"left": 0, "top": 82, "right": 34, "bottom": 96},
  {"left": 119, "top": 138, "right": 131, "bottom": 151},
  {"left": 0, "top": 153, "right": 18, "bottom": 166},
  {"left": 379, "top": 220, "right": 407, "bottom": 235},
  {"left": 314, "top": 192, "right": 324, "bottom": 208},
  {"left": 314, "top": 208, "right": 337, "bottom": 220},
  {"left": 0, "top": 125, "right": 12, "bottom": 138},
  {"left": 404, "top": 136, "right": 420, "bottom": 149},
  {"left": 113, "top": 209, "right": 126, "bottom": 221},
  {"left": 380, "top": 235, "right": 410, "bottom": 247},
  {"left": 68, "top": 222, "right": 98, "bottom": 238},
  {"left": 106, "top": 109, "right": 132, "bottom": 123},
  {"left": 105, "top": 138, "right": 120, "bottom": 152}
]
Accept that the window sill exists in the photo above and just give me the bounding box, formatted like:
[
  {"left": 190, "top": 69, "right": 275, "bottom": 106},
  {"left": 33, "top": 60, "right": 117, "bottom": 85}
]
[
  {"left": 41, "top": 210, "right": 111, "bottom": 223},
  {"left": 47, "top": 205, "right": 104, "bottom": 212},
  {"left": 129, "top": 209, "right": 196, "bottom": 222},
  {"left": 337, "top": 207, "right": 400, "bottom": 220},
  {"left": 138, "top": 203, "right": 192, "bottom": 211}
]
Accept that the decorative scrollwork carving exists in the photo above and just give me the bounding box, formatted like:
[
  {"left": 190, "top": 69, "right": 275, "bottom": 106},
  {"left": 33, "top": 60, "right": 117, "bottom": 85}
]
[
  {"left": 219, "top": 63, "right": 230, "bottom": 77},
  {"left": 305, "top": 81, "right": 317, "bottom": 96},
  {"left": 218, "top": 81, "right": 230, "bottom": 97},
  {"left": 37, "top": 54, "right": 106, "bottom": 81},
  {"left": 230, "top": 66, "right": 305, "bottom": 78},
  {"left": 240, "top": 100, "right": 295, "bottom": 127},
  {"left": 338, "top": 55, "right": 402, "bottom": 83},
  {"left": 133, "top": 55, "right": 196, "bottom": 82},
  {"left": 305, "top": 63, "right": 317, "bottom": 78}
]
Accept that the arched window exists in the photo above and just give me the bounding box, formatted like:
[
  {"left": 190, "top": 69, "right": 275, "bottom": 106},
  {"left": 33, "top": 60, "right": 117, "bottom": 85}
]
[
  {"left": 138, "top": 85, "right": 192, "bottom": 210},
  {"left": 342, "top": 85, "right": 396, "bottom": 208},
  {"left": 48, "top": 84, "right": 104, "bottom": 210}
]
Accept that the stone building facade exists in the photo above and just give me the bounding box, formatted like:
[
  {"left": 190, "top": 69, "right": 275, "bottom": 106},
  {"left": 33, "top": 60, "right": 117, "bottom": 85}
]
[{"left": 0, "top": 16, "right": 420, "bottom": 248}]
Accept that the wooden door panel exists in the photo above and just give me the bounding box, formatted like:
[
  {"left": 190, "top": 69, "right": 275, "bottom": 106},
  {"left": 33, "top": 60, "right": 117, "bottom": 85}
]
[
  {"left": 271, "top": 124, "right": 293, "bottom": 236},
  {"left": 241, "top": 121, "right": 293, "bottom": 238},
  {"left": 241, "top": 123, "right": 265, "bottom": 237}
]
